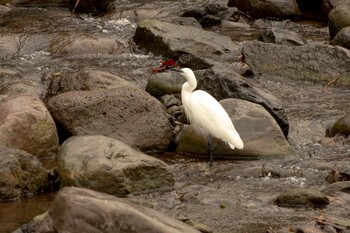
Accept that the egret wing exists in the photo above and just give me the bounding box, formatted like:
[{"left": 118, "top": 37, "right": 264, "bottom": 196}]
[{"left": 188, "top": 90, "right": 235, "bottom": 138}]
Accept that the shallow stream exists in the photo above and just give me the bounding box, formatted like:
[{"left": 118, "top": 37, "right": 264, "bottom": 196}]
[{"left": 1, "top": 2, "right": 350, "bottom": 233}]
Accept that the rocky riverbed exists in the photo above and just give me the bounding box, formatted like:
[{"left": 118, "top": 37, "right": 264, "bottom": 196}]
[{"left": 1, "top": 0, "right": 350, "bottom": 232}]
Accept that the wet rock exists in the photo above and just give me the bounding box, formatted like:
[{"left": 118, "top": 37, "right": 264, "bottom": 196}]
[
  {"left": 133, "top": 19, "right": 241, "bottom": 61},
  {"left": 147, "top": 65, "right": 288, "bottom": 136},
  {"left": 178, "top": 217, "right": 212, "bottom": 233},
  {"left": 328, "top": 1, "right": 350, "bottom": 39},
  {"left": 196, "top": 65, "right": 289, "bottom": 136},
  {"left": 227, "top": 0, "right": 301, "bottom": 19},
  {"left": 329, "top": 113, "right": 350, "bottom": 137},
  {"left": 326, "top": 168, "right": 350, "bottom": 183},
  {"left": 47, "top": 34, "right": 128, "bottom": 55},
  {"left": 258, "top": 28, "right": 307, "bottom": 45},
  {"left": 0, "top": 146, "right": 48, "bottom": 200},
  {"left": 321, "top": 181, "right": 350, "bottom": 195},
  {"left": 242, "top": 41, "right": 350, "bottom": 86},
  {"left": 47, "top": 84, "right": 173, "bottom": 151},
  {"left": 274, "top": 188, "right": 329, "bottom": 208},
  {"left": 181, "top": 3, "right": 235, "bottom": 27},
  {"left": 146, "top": 72, "right": 185, "bottom": 98},
  {"left": 0, "top": 94, "right": 59, "bottom": 157},
  {"left": 176, "top": 98, "right": 295, "bottom": 159},
  {"left": 42, "top": 69, "right": 131, "bottom": 102},
  {"left": 15, "top": 187, "right": 200, "bottom": 233},
  {"left": 321, "top": 0, "right": 344, "bottom": 15},
  {"left": 331, "top": 26, "right": 350, "bottom": 49},
  {"left": 58, "top": 135, "right": 175, "bottom": 196}
]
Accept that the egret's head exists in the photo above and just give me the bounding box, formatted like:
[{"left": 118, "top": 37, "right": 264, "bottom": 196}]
[{"left": 170, "top": 67, "right": 194, "bottom": 80}]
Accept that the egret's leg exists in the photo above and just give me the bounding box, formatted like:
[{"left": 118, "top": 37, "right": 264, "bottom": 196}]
[{"left": 207, "top": 135, "right": 213, "bottom": 167}]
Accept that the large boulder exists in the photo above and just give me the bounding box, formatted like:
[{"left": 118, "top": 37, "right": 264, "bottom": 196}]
[
  {"left": 0, "top": 94, "right": 59, "bottom": 157},
  {"left": 328, "top": 1, "right": 350, "bottom": 39},
  {"left": 15, "top": 187, "right": 201, "bottom": 233},
  {"left": 47, "top": 84, "right": 173, "bottom": 151},
  {"left": 0, "top": 146, "right": 48, "bottom": 200},
  {"left": 58, "top": 135, "right": 175, "bottom": 197},
  {"left": 176, "top": 98, "right": 295, "bottom": 159},
  {"left": 133, "top": 19, "right": 241, "bottom": 62},
  {"left": 227, "top": 0, "right": 302, "bottom": 19},
  {"left": 42, "top": 69, "right": 131, "bottom": 102},
  {"left": 242, "top": 41, "right": 350, "bottom": 86}
]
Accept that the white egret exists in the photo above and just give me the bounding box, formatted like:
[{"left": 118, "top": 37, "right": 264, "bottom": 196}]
[{"left": 173, "top": 67, "right": 244, "bottom": 166}]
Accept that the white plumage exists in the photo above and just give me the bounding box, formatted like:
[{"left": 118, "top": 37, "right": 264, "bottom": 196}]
[{"left": 178, "top": 68, "right": 243, "bottom": 164}]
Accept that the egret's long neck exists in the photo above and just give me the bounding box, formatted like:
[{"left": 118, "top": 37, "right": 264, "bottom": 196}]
[{"left": 182, "top": 74, "right": 197, "bottom": 93}]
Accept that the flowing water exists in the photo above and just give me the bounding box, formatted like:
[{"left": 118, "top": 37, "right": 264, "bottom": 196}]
[{"left": 0, "top": 2, "right": 350, "bottom": 233}]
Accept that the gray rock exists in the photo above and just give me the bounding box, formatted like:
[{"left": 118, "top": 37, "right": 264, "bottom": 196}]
[
  {"left": 227, "top": 0, "right": 301, "bottom": 19},
  {"left": 0, "top": 94, "right": 59, "bottom": 157},
  {"left": 258, "top": 28, "right": 307, "bottom": 45},
  {"left": 321, "top": 181, "right": 350, "bottom": 195},
  {"left": 0, "top": 146, "right": 48, "bottom": 199},
  {"left": 147, "top": 65, "right": 288, "bottom": 136},
  {"left": 133, "top": 19, "right": 241, "bottom": 61},
  {"left": 197, "top": 65, "right": 289, "bottom": 136},
  {"left": 274, "top": 188, "right": 329, "bottom": 208},
  {"left": 58, "top": 135, "right": 175, "bottom": 197},
  {"left": 329, "top": 113, "right": 350, "bottom": 137},
  {"left": 181, "top": 3, "right": 233, "bottom": 27},
  {"left": 47, "top": 85, "right": 173, "bottom": 151},
  {"left": 242, "top": 41, "right": 350, "bottom": 86},
  {"left": 328, "top": 1, "right": 350, "bottom": 38},
  {"left": 331, "top": 26, "right": 350, "bottom": 49},
  {"left": 47, "top": 34, "right": 128, "bottom": 55},
  {"left": 43, "top": 69, "right": 131, "bottom": 102},
  {"left": 176, "top": 98, "right": 295, "bottom": 159},
  {"left": 146, "top": 72, "right": 185, "bottom": 98},
  {"left": 15, "top": 187, "right": 201, "bottom": 233}
]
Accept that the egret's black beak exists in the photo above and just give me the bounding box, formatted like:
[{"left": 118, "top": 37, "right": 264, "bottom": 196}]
[{"left": 170, "top": 67, "right": 182, "bottom": 72}]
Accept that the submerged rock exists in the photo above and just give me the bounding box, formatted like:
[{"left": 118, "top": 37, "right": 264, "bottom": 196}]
[
  {"left": 58, "top": 135, "right": 175, "bottom": 197},
  {"left": 0, "top": 146, "right": 48, "bottom": 200},
  {"left": 15, "top": 187, "right": 200, "bottom": 233},
  {"left": 176, "top": 98, "right": 295, "bottom": 159},
  {"left": 274, "top": 188, "right": 329, "bottom": 208},
  {"left": 0, "top": 94, "right": 59, "bottom": 157}
]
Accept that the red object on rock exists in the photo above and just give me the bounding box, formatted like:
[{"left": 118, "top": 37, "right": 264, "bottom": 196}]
[{"left": 151, "top": 60, "right": 177, "bottom": 73}]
